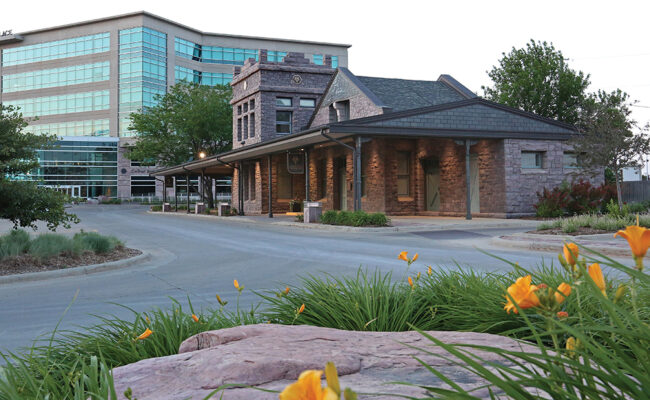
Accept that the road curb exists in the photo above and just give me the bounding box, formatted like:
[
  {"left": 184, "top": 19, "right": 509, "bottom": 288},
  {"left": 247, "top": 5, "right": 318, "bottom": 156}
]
[
  {"left": 490, "top": 234, "right": 631, "bottom": 257},
  {"left": 145, "top": 211, "right": 539, "bottom": 233},
  {"left": 0, "top": 251, "right": 151, "bottom": 285}
]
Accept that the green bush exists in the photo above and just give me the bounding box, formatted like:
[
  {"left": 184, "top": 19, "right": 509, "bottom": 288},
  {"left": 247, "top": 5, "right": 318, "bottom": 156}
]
[
  {"left": 0, "top": 229, "right": 31, "bottom": 260},
  {"left": 73, "top": 232, "right": 122, "bottom": 254},
  {"left": 100, "top": 198, "right": 122, "bottom": 205},
  {"left": 627, "top": 201, "right": 649, "bottom": 214},
  {"left": 150, "top": 205, "right": 162, "bottom": 212},
  {"left": 319, "top": 210, "right": 389, "bottom": 227},
  {"left": 28, "top": 234, "right": 81, "bottom": 260}
]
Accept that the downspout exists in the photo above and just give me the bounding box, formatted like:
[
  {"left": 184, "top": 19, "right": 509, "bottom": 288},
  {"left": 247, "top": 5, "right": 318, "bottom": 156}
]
[
  {"left": 216, "top": 156, "right": 244, "bottom": 215},
  {"left": 321, "top": 129, "right": 361, "bottom": 211}
]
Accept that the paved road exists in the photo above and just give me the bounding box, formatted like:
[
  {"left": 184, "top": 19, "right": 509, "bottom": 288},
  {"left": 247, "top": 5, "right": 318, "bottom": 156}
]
[{"left": 0, "top": 205, "right": 552, "bottom": 355}]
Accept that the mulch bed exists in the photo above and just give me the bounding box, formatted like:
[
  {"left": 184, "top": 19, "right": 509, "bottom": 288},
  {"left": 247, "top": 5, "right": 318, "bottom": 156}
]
[
  {"left": 531, "top": 227, "right": 611, "bottom": 236},
  {"left": 0, "top": 247, "right": 142, "bottom": 277}
]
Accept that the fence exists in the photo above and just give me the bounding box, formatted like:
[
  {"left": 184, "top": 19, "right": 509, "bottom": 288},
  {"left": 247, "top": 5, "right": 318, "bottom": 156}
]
[{"left": 621, "top": 181, "right": 650, "bottom": 203}]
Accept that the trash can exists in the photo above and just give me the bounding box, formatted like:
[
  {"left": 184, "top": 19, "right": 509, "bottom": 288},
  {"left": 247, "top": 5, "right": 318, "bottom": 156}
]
[
  {"left": 162, "top": 203, "right": 171, "bottom": 212},
  {"left": 218, "top": 202, "right": 231, "bottom": 216},
  {"left": 195, "top": 202, "right": 206, "bottom": 214},
  {"left": 303, "top": 201, "right": 322, "bottom": 223}
]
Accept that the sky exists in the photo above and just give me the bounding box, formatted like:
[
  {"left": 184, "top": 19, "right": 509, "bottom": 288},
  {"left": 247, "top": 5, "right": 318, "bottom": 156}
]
[{"left": 2, "top": 0, "right": 649, "bottom": 127}]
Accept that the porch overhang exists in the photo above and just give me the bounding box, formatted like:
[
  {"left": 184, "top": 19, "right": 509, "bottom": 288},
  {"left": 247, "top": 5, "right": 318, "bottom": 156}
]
[{"left": 149, "top": 157, "right": 233, "bottom": 177}]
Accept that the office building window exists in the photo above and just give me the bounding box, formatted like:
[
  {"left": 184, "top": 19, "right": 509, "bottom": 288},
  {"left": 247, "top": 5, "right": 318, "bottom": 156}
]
[
  {"left": 331, "top": 56, "right": 339, "bottom": 69},
  {"left": 397, "top": 151, "right": 410, "bottom": 196},
  {"left": 175, "top": 37, "right": 258, "bottom": 65},
  {"left": 4, "top": 90, "right": 109, "bottom": 117},
  {"left": 2, "top": 62, "right": 109, "bottom": 93},
  {"left": 174, "top": 66, "right": 232, "bottom": 86},
  {"left": 276, "top": 97, "right": 292, "bottom": 107},
  {"left": 131, "top": 176, "right": 156, "bottom": 197},
  {"left": 2, "top": 32, "right": 110, "bottom": 67},
  {"left": 277, "top": 162, "right": 293, "bottom": 199},
  {"left": 276, "top": 111, "right": 292, "bottom": 134},
  {"left": 522, "top": 151, "right": 544, "bottom": 169},
  {"left": 24, "top": 119, "right": 110, "bottom": 137},
  {"left": 300, "top": 98, "right": 316, "bottom": 108},
  {"left": 267, "top": 51, "right": 287, "bottom": 62},
  {"left": 312, "top": 54, "right": 323, "bottom": 65}
]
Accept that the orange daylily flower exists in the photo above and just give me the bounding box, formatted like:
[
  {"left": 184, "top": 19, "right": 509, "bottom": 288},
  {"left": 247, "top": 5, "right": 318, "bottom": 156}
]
[
  {"left": 298, "top": 304, "right": 305, "bottom": 314},
  {"left": 233, "top": 279, "right": 240, "bottom": 289},
  {"left": 614, "top": 225, "right": 650, "bottom": 260},
  {"left": 136, "top": 328, "right": 153, "bottom": 341},
  {"left": 279, "top": 370, "right": 338, "bottom": 400},
  {"left": 408, "top": 276, "right": 414, "bottom": 288},
  {"left": 427, "top": 266, "right": 432, "bottom": 276},
  {"left": 412, "top": 253, "right": 419, "bottom": 262},
  {"left": 563, "top": 243, "right": 579, "bottom": 266},
  {"left": 504, "top": 275, "right": 541, "bottom": 314},
  {"left": 588, "top": 263, "right": 607, "bottom": 296},
  {"left": 191, "top": 314, "right": 199, "bottom": 323},
  {"left": 284, "top": 286, "right": 290, "bottom": 295},
  {"left": 557, "top": 311, "right": 569, "bottom": 319},
  {"left": 554, "top": 282, "right": 572, "bottom": 304},
  {"left": 398, "top": 251, "right": 409, "bottom": 262}
]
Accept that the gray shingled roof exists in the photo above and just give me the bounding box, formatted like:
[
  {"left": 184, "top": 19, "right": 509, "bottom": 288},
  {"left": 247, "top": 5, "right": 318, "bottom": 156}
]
[{"left": 355, "top": 76, "right": 469, "bottom": 111}]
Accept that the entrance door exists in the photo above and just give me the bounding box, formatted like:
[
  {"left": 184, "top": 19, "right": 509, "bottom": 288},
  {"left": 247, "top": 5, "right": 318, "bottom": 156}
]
[
  {"left": 470, "top": 155, "right": 480, "bottom": 212},
  {"left": 338, "top": 165, "right": 347, "bottom": 211},
  {"left": 422, "top": 159, "right": 440, "bottom": 211}
]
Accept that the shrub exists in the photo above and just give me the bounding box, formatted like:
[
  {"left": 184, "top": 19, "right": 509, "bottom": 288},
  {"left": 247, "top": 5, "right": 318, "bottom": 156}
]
[
  {"left": 150, "top": 205, "right": 162, "bottom": 212},
  {"left": 319, "top": 210, "right": 389, "bottom": 227},
  {"left": 0, "top": 229, "right": 31, "bottom": 260},
  {"left": 28, "top": 234, "right": 80, "bottom": 260},
  {"left": 100, "top": 198, "right": 122, "bottom": 205},
  {"left": 73, "top": 232, "right": 122, "bottom": 254},
  {"left": 534, "top": 180, "right": 617, "bottom": 217}
]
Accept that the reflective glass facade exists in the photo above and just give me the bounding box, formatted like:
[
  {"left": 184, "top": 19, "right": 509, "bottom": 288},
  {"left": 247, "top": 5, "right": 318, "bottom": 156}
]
[
  {"left": 4, "top": 90, "right": 109, "bottom": 117},
  {"left": 174, "top": 66, "right": 232, "bottom": 86},
  {"left": 31, "top": 139, "right": 118, "bottom": 198},
  {"left": 2, "top": 61, "right": 110, "bottom": 93},
  {"left": 2, "top": 33, "right": 110, "bottom": 66},
  {"left": 119, "top": 27, "right": 167, "bottom": 136},
  {"left": 24, "top": 119, "right": 110, "bottom": 137},
  {"left": 267, "top": 51, "right": 287, "bottom": 62},
  {"left": 175, "top": 38, "right": 258, "bottom": 65}
]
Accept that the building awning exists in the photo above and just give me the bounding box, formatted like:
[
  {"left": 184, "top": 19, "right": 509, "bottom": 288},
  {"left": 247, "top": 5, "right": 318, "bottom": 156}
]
[{"left": 149, "top": 156, "right": 233, "bottom": 177}]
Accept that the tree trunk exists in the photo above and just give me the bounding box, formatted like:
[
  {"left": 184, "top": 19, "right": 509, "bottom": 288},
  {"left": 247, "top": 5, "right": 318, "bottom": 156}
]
[
  {"left": 615, "top": 168, "right": 623, "bottom": 210},
  {"left": 201, "top": 176, "right": 214, "bottom": 208}
]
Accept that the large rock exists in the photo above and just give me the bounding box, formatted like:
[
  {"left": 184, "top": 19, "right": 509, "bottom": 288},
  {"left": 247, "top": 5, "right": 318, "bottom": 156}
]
[{"left": 113, "top": 324, "right": 535, "bottom": 399}]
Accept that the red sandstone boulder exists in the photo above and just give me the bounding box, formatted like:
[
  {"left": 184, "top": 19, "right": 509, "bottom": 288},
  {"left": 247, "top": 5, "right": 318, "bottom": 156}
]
[{"left": 112, "top": 324, "right": 535, "bottom": 399}]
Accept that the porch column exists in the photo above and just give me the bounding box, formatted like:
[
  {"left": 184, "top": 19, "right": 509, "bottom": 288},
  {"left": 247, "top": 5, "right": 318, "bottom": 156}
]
[
  {"left": 238, "top": 162, "right": 244, "bottom": 215},
  {"left": 354, "top": 136, "right": 362, "bottom": 211},
  {"left": 465, "top": 139, "right": 472, "bottom": 220},
  {"left": 201, "top": 169, "right": 205, "bottom": 203},
  {"left": 186, "top": 173, "right": 190, "bottom": 214},
  {"left": 268, "top": 155, "right": 273, "bottom": 218},
  {"left": 304, "top": 148, "right": 310, "bottom": 202},
  {"left": 174, "top": 176, "right": 178, "bottom": 211},
  {"left": 162, "top": 177, "right": 167, "bottom": 203}
]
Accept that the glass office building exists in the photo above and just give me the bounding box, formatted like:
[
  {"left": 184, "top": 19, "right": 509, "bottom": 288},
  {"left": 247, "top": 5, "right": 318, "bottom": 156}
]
[{"left": 0, "top": 11, "right": 349, "bottom": 199}]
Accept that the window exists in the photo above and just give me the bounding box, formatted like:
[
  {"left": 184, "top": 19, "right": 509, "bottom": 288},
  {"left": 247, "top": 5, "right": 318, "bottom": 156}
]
[
  {"left": 319, "top": 158, "right": 328, "bottom": 199},
  {"left": 276, "top": 97, "right": 292, "bottom": 107},
  {"left": 243, "top": 115, "right": 248, "bottom": 138},
  {"left": 243, "top": 163, "right": 256, "bottom": 201},
  {"left": 277, "top": 162, "right": 293, "bottom": 199},
  {"left": 243, "top": 102, "right": 248, "bottom": 113},
  {"left": 2, "top": 32, "right": 110, "bottom": 67},
  {"left": 131, "top": 176, "right": 156, "bottom": 197},
  {"left": 312, "top": 54, "right": 324, "bottom": 65},
  {"left": 331, "top": 56, "right": 339, "bottom": 69},
  {"left": 522, "top": 151, "right": 544, "bottom": 169},
  {"left": 237, "top": 118, "right": 242, "bottom": 141},
  {"left": 237, "top": 105, "right": 242, "bottom": 115},
  {"left": 249, "top": 113, "right": 255, "bottom": 138},
  {"left": 276, "top": 111, "right": 292, "bottom": 134},
  {"left": 563, "top": 152, "right": 581, "bottom": 169},
  {"left": 397, "top": 151, "right": 410, "bottom": 196},
  {"left": 250, "top": 99, "right": 255, "bottom": 110},
  {"left": 300, "top": 98, "right": 316, "bottom": 108}
]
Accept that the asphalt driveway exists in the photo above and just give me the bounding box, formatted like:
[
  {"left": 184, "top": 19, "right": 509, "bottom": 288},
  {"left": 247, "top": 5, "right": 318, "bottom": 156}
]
[{"left": 0, "top": 204, "right": 550, "bottom": 355}]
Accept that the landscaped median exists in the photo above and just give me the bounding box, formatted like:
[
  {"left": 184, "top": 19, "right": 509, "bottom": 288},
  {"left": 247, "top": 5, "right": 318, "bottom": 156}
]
[
  {"left": 1, "top": 229, "right": 648, "bottom": 399},
  {"left": 0, "top": 230, "right": 143, "bottom": 281}
]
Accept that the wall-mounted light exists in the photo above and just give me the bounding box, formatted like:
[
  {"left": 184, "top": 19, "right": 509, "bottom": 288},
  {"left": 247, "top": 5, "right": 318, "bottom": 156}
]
[{"left": 198, "top": 151, "right": 206, "bottom": 159}]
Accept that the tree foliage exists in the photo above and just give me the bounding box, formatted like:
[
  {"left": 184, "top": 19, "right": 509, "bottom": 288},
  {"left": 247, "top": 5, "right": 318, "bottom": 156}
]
[
  {"left": 483, "top": 40, "right": 591, "bottom": 125},
  {"left": 127, "top": 81, "right": 233, "bottom": 166},
  {"left": 571, "top": 89, "right": 650, "bottom": 206},
  {"left": 0, "top": 104, "right": 79, "bottom": 230}
]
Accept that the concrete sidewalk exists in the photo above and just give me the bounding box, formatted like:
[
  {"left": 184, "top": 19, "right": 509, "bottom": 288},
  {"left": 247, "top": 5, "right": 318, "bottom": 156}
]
[
  {"left": 149, "top": 211, "right": 541, "bottom": 233},
  {"left": 492, "top": 232, "right": 633, "bottom": 258}
]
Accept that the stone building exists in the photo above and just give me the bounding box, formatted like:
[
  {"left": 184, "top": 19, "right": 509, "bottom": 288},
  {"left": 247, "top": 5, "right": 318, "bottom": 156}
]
[{"left": 156, "top": 51, "right": 598, "bottom": 217}]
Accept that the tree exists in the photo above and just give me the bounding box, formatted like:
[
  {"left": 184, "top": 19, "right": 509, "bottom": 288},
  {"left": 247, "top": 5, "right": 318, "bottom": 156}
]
[
  {"left": 571, "top": 89, "right": 650, "bottom": 208},
  {"left": 0, "top": 104, "right": 79, "bottom": 230},
  {"left": 127, "top": 81, "right": 233, "bottom": 207},
  {"left": 483, "top": 40, "right": 591, "bottom": 125}
]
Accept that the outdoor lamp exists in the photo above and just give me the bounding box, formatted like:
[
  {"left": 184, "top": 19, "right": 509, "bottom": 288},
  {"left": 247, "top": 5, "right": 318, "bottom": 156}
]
[{"left": 198, "top": 151, "right": 206, "bottom": 159}]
